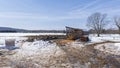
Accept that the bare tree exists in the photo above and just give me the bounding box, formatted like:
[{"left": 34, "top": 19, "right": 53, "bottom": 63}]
[
  {"left": 87, "top": 12, "right": 107, "bottom": 37},
  {"left": 113, "top": 16, "right": 120, "bottom": 34}
]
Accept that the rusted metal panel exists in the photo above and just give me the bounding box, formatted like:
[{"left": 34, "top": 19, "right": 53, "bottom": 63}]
[
  {"left": 66, "top": 26, "right": 89, "bottom": 41},
  {"left": 66, "top": 26, "right": 84, "bottom": 40}
]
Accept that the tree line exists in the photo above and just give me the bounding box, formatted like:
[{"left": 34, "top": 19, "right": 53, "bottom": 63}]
[{"left": 86, "top": 12, "right": 120, "bottom": 37}]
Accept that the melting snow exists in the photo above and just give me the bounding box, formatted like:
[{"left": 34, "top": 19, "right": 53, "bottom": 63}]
[
  {"left": 15, "top": 40, "right": 57, "bottom": 56},
  {"left": 94, "top": 43, "right": 120, "bottom": 55},
  {"left": 89, "top": 34, "right": 120, "bottom": 43}
]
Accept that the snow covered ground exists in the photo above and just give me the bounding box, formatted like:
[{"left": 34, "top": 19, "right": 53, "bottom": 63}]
[
  {"left": 94, "top": 43, "right": 120, "bottom": 55},
  {"left": 0, "top": 33, "right": 66, "bottom": 37},
  {"left": 0, "top": 32, "right": 65, "bottom": 48},
  {"left": 0, "top": 34, "right": 120, "bottom": 52},
  {"left": 88, "top": 34, "right": 120, "bottom": 55},
  {"left": 0, "top": 34, "right": 120, "bottom": 68},
  {"left": 89, "top": 34, "right": 120, "bottom": 43},
  {"left": 9, "top": 40, "right": 87, "bottom": 68},
  {"left": 0, "top": 36, "right": 27, "bottom": 49}
]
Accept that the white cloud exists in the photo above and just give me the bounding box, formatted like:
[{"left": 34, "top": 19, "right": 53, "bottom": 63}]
[
  {"left": 0, "top": 12, "right": 49, "bottom": 19},
  {"left": 0, "top": 0, "right": 120, "bottom": 22},
  {"left": 0, "top": 12, "right": 86, "bottom": 22},
  {"left": 69, "top": 0, "right": 101, "bottom": 14},
  {"left": 67, "top": 0, "right": 120, "bottom": 20}
]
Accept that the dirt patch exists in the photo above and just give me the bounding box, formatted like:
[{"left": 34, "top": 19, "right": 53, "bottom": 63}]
[
  {"left": 55, "top": 41, "right": 120, "bottom": 68},
  {"left": 52, "top": 39, "right": 74, "bottom": 46},
  {"left": 0, "top": 50, "right": 16, "bottom": 68}
]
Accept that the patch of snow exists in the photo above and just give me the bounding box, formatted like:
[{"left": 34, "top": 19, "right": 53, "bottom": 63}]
[
  {"left": 89, "top": 34, "right": 120, "bottom": 43},
  {"left": 0, "top": 33, "right": 66, "bottom": 37},
  {"left": 14, "top": 40, "right": 57, "bottom": 56},
  {"left": 21, "top": 40, "right": 56, "bottom": 51},
  {"left": 94, "top": 43, "right": 120, "bottom": 55}
]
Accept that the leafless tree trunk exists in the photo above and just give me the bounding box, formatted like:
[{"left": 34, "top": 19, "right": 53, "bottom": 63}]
[
  {"left": 87, "top": 12, "right": 107, "bottom": 37},
  {"left": 114, "top": 16, "right": 120, "bottom": 34}
]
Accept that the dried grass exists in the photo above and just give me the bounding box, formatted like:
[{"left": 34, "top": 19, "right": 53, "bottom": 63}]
[{"left": 0, "top": 41, "right": 120, "bottom": 68}]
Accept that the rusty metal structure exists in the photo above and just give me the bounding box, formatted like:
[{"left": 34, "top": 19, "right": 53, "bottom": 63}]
[
  {"left": 24, "top": 26, "right": 89, "bottom": 42},
  {"left": 66, "top": 26, "right": 83, "bottom": 40},
  {"left": 66, "top": 26, "right": 89, "bottom": 41}
]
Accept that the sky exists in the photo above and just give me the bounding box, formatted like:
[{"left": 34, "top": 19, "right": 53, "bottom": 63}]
[{"left": 0, "top": 0, "right": 120, "bottom": 30}]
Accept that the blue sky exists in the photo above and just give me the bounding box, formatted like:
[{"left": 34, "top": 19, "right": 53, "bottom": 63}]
[{"left": 0, "top": 0, "right": 120, "bottom": 30}]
